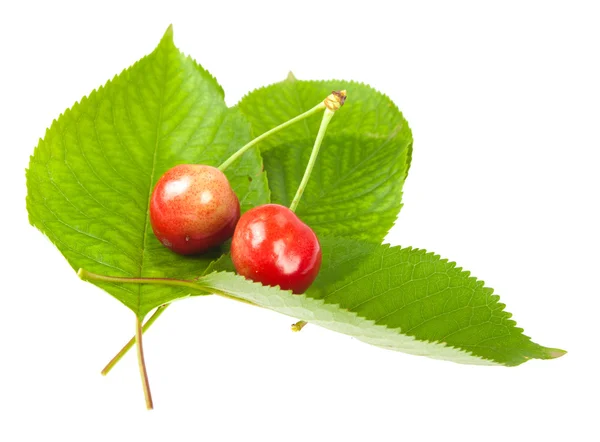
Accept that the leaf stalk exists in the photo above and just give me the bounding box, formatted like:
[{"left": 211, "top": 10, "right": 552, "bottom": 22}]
[
  {"left": 101, "top": 305, "right": 168, "bottom": 376},
  {"left": 291, "top": 320, "right": 308, "bottom": 332},
  {"left": 135, "top": 316, "right": 154, "bottom": 410}
]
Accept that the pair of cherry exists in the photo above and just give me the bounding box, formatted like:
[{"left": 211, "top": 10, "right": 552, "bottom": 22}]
[{"left": 149, "top": 164, "right": 321, "bottom": 294}]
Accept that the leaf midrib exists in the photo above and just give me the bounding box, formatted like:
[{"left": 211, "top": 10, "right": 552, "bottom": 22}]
[{"left": 137, "top": 49, "right": 168, "bottom": 315}]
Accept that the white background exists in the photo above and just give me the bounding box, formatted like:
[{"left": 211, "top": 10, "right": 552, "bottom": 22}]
[{"left": 1, "top": 0, "right": 598, "bottom": 440}]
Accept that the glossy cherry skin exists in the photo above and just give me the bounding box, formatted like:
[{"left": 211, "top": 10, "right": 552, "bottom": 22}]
[
  {"left": 150, "top": 164, "right": 240, "bottom": 255},
  {"left": 231, "top": 204, "right": 322, "bottom": 294}
]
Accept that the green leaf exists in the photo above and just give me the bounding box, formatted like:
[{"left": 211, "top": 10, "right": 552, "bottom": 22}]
[
  {"left": 26, "top": 27, "right": 269, "bottom": 318},
  {"left": 190, "top": 239, "right": 564, "bottom": 366},
  {"left": 238, "top": 77, "right": 412, "bottom": 243}
]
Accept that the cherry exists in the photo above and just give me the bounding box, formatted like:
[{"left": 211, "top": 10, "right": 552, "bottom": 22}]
[
  {"left": 231, "top": 204, "right": 322, "bottom": 294},
  {"left": 150, "top": 164, "right": 240, "bottom": 255}
]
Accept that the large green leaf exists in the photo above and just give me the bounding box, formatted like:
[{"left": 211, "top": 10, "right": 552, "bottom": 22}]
[
  {"left": 238, "top": 76, "right": 412, "bottom": 243},
  {"left": 309, "top": 238, "right": 564, "bottom": 365},
  {"left": 26, "top": 27, "right": 269, "bottom": 318},
  {"left": 192, "top": 239, "right": 564, "bottom": 366}
]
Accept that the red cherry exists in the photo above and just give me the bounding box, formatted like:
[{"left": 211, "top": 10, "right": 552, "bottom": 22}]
[
  {"left": 150, "top": 164, "right": 240, "bottom": 255},
  {"left": 231, "top": 204, "right": 322, "bottom": 294}
]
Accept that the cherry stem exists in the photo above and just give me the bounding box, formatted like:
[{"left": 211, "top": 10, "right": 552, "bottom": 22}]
[
  {"left": 101, "top": 304, "right": 168, "bottom": 376},
  {"left": 218, "top": 102, "right": 326, "bottom": 172},
  {"left": 288, "top": 90, "right": 347, "bottom": 332},
  {"left": 135, "top": 315, "right": 154, "bottom": 410},
  {"left": 289, "top": 90, "right": 346, "bottom": 213},
  {"left": 289, "top": 109, "right": 335, "bottom": 212}
]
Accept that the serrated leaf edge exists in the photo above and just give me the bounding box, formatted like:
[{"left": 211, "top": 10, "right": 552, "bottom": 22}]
[
  {"left": 196, "top": 270, "right": 501, "bottom": 366},
  {"left": 317, "top": 239, "right": 565, "bottom": 365}
]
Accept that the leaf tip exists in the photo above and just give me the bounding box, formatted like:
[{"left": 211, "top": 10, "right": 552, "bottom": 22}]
[
  {"left": 286, "top": 71, "right": 297, "bottom": 82},
  {"left": 547, "top": 348, "right": 567, "bottom": 359},
  {"left": 162, "top": 24, "right": 174, "bottom": 42}
]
